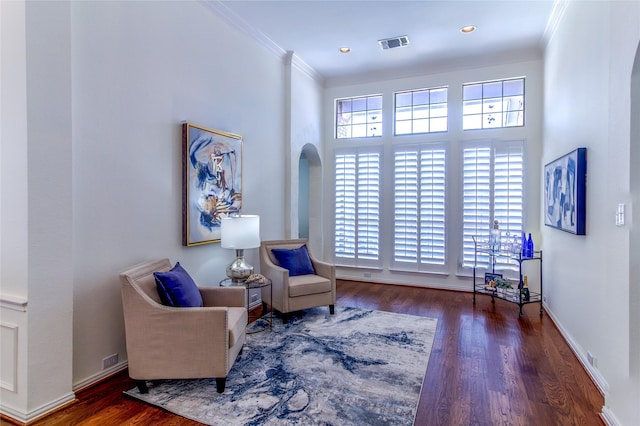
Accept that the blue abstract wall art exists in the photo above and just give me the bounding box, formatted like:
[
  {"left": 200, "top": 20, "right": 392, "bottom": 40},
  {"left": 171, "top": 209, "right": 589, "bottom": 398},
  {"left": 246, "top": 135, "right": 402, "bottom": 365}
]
[
  {"left": 182, "top": 122, "right": 242, "bottom": 246},
  {"left": 544, "top": 147, "right": 587, "bottom": 235}
]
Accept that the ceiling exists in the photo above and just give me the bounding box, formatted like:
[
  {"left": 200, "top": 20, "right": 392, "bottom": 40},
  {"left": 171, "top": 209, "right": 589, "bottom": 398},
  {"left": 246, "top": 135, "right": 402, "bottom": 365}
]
[{"left": 212, "top": 0, "right": 558, "bottom": 85}]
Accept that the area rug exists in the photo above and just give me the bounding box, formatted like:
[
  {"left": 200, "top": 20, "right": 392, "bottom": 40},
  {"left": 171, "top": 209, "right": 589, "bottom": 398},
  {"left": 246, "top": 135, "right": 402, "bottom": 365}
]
[{"left": 124, "top": 306, "right": 437, "bottom": 425}]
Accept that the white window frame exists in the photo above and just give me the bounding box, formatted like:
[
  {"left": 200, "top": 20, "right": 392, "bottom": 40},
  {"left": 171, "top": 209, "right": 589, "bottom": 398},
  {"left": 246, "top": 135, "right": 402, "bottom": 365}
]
[
  {"left": 334, "top": 147, "right": 382, "bottom": 268},
  {"left": 462, "top": 78, "right": 525, "bottom": 130},
  {"left": 335, "top": 95, "right": 383, "bottom": 139},
  {"left": 392, "top": 142, "right": 448, "bottom": 273},
  {"left": 394, "top": 87, "right": 448, "bottom": 135}
]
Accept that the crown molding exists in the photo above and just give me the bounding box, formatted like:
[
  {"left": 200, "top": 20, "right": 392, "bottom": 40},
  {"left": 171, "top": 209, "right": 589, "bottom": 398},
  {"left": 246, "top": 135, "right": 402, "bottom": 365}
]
[
  {"left": 542, "top": 0, "right": 569, "bottom": 47},
  {"left": 202, "top": 1, "right": 323, "bottom": 84},
  {"left": 202, "top": 0, "right": 285, "bottom": 59}
]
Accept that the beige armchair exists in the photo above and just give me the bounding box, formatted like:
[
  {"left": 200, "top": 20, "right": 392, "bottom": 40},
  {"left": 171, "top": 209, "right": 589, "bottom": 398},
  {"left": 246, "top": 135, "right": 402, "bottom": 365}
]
[
  {"left": 260, "top": 239, "right": 336, "bottom": 322},
  {"left": 119, "top": 259, "right": 247, "bottom": 394}
]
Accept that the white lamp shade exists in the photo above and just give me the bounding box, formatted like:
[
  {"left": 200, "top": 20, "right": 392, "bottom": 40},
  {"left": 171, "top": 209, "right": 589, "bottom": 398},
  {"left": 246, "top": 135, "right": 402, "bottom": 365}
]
[{"left": 220, "top": 215, "right": 260, "bottom": 249}]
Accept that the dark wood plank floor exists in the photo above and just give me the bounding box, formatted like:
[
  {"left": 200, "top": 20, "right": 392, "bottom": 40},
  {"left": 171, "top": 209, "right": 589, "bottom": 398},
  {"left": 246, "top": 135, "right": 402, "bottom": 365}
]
[{"left": 2, "top": 281, "right": 604, "bottom": 426}]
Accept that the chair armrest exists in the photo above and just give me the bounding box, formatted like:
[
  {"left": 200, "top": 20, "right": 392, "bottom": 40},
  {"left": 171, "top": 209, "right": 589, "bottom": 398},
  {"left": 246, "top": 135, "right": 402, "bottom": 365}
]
[
  {"left": 311, "top": 259, "right": 335, "bottom": 282},
  {"left": 124, "top": 305, "right": 236, "bottom": 379},
  {"left": 260, "top": 254, "right": 289, "bottom": 311},
  {"left": 261, "top": 260, "right": 289, "bottom": 284},
  {"left": 200, "top": 286, "right": 245, "bottom": 307}
]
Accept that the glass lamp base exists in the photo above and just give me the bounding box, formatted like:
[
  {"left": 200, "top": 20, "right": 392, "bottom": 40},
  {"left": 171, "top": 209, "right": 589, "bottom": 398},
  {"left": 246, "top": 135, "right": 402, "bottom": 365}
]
[{"left": 226, "top": 249, "right": 254, "bottom": 282}]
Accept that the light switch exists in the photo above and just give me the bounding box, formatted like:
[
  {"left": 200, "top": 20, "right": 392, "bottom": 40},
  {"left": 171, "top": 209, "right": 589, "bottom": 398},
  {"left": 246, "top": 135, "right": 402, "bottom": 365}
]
[{"left": 616, "top": 203, "right": 625, "bottom": 226}]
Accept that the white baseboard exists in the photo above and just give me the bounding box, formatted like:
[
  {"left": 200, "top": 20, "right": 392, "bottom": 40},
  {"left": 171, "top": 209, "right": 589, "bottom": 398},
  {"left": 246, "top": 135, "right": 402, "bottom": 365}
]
[
  {"left": 2, "top": 360, "right": 133, "bottom": 423},
  {"left": 600, "top": 406, "right": 621, "bottom": 426},
  {"left": 0, "top": 391, "right": 75, "bottom": 423},
  {"left": 72, "top": 360, "right": 128, "bottom": 392},
  {"left": 336, "top": 275, "right": 469, "bottom": 293}
]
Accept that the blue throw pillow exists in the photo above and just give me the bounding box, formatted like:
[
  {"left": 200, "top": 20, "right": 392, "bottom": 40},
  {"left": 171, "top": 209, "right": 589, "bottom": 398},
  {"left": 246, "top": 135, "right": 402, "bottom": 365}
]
[
  {"left": 271, "top": 245, "right": 316, "bottom": 276},
  {"left": 154, "top": 262, "right": 203, "bottom": 307}
]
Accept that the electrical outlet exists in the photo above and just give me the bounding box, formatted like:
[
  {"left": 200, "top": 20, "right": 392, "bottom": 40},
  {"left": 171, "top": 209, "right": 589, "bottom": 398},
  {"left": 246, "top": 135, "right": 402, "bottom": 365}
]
[
  {"left": 364, "top": 272, "right": 372, "bottom": 278},
  {"left": 102, "top": 353, "right": 119, "bottom": 370},
  {"left": 587, "top": 351, "right": 597, "bottom": 368}
]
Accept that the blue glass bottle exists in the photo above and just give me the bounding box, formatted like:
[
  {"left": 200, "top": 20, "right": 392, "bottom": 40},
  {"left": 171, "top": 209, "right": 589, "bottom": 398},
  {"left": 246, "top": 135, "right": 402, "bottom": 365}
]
[
  {"left": 526, "top": 233, "right": 534, "bottom": 257},
  {"left": 521, "top": 232, "right": 527, "bottom": 258}
]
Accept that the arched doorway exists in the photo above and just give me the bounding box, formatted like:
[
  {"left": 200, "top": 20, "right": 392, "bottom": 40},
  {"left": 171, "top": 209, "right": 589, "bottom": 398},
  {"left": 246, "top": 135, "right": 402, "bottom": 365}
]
[
  {"left": 298, "top": 152, "right": 310, "bottom": 238},
  {"left": 630, "top": 41, "right": 640, "bottom": 376},
  {"left": 298, "top": 144, "right": 323, "bottom": 256}
]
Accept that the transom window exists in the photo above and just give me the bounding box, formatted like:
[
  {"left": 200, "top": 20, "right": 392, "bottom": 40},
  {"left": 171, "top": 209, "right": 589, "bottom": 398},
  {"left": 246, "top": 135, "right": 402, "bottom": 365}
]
[
  {"left": 336, "top": 95, "right": 382, "bottom": 139},
  {"left": 462, "top": 78, "right": 524, "bottom": 130},
  {"left": 395, "top": 87, "right": 448, "bottom": 135}
]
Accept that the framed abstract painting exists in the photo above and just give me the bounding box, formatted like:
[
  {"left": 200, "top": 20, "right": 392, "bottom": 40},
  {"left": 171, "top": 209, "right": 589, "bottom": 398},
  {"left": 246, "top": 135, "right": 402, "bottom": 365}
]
[
  {"left": 182, "top": 122, "right": 243, "bottom": 246},
  {"left": 544, "top": 147, "right": 587, "bottom": 235}
]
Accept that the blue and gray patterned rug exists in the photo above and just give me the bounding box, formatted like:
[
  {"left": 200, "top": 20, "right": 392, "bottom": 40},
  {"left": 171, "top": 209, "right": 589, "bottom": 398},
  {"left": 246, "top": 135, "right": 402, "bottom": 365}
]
[{"left": 125, "top": 306, "right": 437, "bottom": 425}]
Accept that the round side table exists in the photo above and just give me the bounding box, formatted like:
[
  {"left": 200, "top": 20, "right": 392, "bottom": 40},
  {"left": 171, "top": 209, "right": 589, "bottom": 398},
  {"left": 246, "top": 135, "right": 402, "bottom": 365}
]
[{"left": 219, "top": 277, "right": 272, "bottom": 333}]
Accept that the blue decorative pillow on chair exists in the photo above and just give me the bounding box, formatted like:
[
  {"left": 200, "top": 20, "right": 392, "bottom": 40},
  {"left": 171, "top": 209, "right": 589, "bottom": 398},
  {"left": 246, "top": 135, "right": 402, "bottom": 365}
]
[
  {"left": 271, "top": 245, "right": 316, "bottom": 276},
  {"left": 154, "top": 262, "right": 203, "bottom": 307}
]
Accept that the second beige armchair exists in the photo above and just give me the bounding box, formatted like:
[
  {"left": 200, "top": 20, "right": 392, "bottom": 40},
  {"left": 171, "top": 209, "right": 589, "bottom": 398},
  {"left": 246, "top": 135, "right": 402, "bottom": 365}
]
[{"left": 260, "top": 239, "right": 336, "bottom": 322}]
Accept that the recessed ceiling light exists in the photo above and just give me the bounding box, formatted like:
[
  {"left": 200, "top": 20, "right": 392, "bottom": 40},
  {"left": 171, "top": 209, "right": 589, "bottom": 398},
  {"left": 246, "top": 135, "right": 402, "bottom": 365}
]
[
  {"left": 460, "top": 25, "right": 476, "bottom": 34},
  {"left": 339, "top": 47, "right": 351, "bottom": 53}
]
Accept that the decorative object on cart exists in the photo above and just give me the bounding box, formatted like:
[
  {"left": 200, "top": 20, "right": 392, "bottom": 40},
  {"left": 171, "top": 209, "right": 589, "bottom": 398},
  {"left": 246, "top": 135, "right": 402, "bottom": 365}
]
[
  {"left": 489, "top": 220, "right": 501, "bottom": 252},
  {"left": 125, "top": 306, "right": 437, "bottom": 426},
  {"left": 493, "top": 277, "right": 513, "bottom": 289},
  {"left": 544, "top": 147, "right": 587, "bottom": 235},
  {"left": 521, "top": 275, "right": 530, "bottom": 301},
  {"left": 525, "top": 233, "right": 534, "bottom": 257},
  {"left": 484, "top": 272, "right": 503, "bottom": 289},
  {"left": 221, "top": 215, "right": 260, "bottom": 282},
  {"left": 182, "top": 122, "right": 243, "bottom": 246}
]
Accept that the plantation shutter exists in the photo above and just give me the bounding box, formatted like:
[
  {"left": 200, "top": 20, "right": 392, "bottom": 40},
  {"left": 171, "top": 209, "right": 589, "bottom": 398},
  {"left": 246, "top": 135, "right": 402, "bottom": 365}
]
[
  {"left": 462, "top": 140, "right": 524, "bottom": 270},
  {"left": 393, "top": 145, "right": 446, "bottom": 271},
  {"left": 494, "top": 142, "right": 524, "bottom": 253},
  {"left": 335, "top": 149, "right": 381, "bottom": 266}
]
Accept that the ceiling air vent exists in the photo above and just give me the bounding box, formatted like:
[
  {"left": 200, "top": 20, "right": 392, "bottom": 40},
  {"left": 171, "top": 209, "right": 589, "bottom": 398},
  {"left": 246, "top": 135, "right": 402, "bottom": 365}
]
[{"left": 378, "top": 35, "right": 410, "bottom": 50}]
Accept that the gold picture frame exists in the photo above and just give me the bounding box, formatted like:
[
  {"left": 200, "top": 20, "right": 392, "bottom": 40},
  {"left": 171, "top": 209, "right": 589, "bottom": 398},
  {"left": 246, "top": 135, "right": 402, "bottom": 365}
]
[{"left": 182, "top": 122, "right": 242, "bottom": 246}]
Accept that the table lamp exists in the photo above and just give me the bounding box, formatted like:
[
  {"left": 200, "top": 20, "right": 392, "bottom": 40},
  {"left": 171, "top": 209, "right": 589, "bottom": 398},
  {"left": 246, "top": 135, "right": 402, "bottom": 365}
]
[{"left": 221, "top": 214, "right": 260, "bottom": 282}]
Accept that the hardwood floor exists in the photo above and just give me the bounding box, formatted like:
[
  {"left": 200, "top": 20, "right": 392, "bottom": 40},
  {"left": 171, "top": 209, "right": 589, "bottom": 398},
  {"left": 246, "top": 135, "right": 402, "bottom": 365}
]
[{"left": 2, "top": 281, "right": 604, "bottom": 426}]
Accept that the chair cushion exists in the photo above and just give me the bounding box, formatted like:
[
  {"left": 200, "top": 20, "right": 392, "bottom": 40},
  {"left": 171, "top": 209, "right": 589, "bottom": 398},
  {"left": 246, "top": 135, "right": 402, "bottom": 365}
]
[
  {"left": 153, "top": 262, "right": 203, "bottom": 307},
  {"left": 288, "top": 274, "right": 332, "bottom": 297},
  {"left": 270, "top": 245, "right": 316, "bottom": 276},
  {"left": 227, "top": 307, "right": 247, "bottom": 347}
]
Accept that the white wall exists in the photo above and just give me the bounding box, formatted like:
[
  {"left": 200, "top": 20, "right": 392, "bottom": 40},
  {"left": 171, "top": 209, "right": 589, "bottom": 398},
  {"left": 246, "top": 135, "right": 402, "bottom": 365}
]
[
  {"left": 1, "top": 0, "right": 75, "bottom": 421},
  {"left": 323, "top": 60, "right": 544, "bottom": 290},
  {"left": 1, "top": 0, "right": 31, "bottom": 417},
  {"left": 70, "top": 1, "right": 287, "bottom": 387},
  {"left": 543, "top": 1, "right": 640, "bottom": 424}
]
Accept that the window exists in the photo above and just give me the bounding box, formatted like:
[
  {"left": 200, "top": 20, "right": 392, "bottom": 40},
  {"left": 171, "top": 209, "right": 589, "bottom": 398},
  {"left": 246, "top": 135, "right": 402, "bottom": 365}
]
[
  {"left": 335, "top": 149, "right": 381, "bottom": 265},
  {"left": 461, "top": 141, "right": 524, "bottom": 270},
  {"left": 393, "top": 145, "right": 446, "bottom": 270},
  {"left": 395, "top": 87, "right": 448, "bottom": 135},
  {"left": 336, "top": 95, "right": 382, "bottom": 139},
  {"left": 463, "top": 78, "right": 524, "bottom": 130}
]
